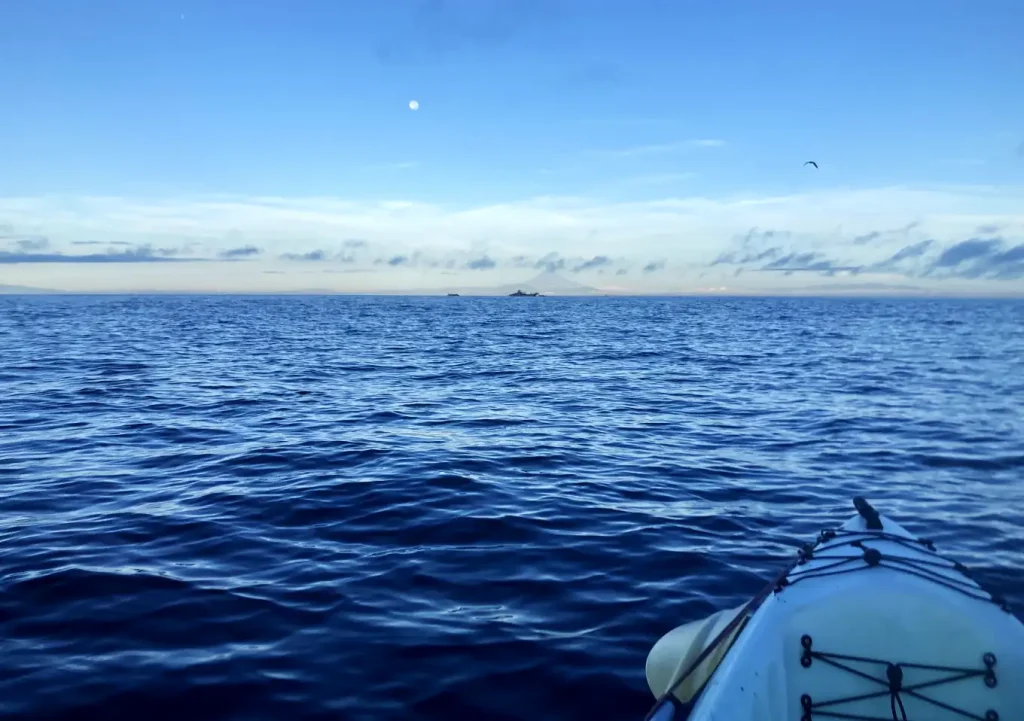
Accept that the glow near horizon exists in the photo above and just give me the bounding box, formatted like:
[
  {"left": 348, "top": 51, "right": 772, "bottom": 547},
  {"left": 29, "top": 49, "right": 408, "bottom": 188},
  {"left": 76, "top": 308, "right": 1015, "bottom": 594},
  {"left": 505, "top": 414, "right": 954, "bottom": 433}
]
[{"left": 2, "top": 186, "right": 1023, "bottom": 293}]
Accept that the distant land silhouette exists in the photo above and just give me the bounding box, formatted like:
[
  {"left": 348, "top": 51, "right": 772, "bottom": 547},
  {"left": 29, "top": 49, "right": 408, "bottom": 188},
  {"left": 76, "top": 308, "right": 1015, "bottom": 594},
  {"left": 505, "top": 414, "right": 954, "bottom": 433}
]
[
  {"left": 0, "top": 284, "right": 57, "bottom": 294},
  {"left": 3, "top": 275, "right": 1017, "bottom": 298},
  {"left": 430, "top": 271, "right": 602, "bottom": 297}
]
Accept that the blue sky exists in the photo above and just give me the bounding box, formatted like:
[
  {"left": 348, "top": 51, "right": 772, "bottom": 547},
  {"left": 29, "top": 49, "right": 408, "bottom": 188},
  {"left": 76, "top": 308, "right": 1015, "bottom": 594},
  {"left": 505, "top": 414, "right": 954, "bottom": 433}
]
[{"left": 1, "top": 0, "right": 1023, "bottom": 293}]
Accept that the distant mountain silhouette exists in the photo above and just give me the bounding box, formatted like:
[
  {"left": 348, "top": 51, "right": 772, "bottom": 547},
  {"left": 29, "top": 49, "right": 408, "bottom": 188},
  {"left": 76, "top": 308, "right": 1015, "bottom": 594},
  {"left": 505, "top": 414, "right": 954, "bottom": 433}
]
[
  {"left": 491, "top": 271, "right": 599, "bottom": 296},
  {"left": 525, "top": 271, "right": 589, "bottom": 292}
]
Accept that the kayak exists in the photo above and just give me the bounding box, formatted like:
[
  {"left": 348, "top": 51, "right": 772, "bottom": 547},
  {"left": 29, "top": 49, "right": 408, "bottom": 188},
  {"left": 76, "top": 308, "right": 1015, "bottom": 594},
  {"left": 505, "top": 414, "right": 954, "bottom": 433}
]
[{"left": 644, "top": 497, "right": 1024, "bottom": 721}]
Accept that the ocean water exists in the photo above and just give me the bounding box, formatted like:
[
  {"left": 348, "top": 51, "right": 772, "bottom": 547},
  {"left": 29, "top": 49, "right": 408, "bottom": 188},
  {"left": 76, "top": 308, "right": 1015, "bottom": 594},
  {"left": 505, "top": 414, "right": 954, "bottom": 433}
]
[{"left": 1, "top": 294, "right": 1022, "bottom": 721}]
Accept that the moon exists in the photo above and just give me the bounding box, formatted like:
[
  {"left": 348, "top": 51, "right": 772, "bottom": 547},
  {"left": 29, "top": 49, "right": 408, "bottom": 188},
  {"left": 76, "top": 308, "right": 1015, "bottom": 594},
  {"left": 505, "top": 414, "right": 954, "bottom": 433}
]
[{"left": 408, "top": 100, "right": 419, "bottom": 111}]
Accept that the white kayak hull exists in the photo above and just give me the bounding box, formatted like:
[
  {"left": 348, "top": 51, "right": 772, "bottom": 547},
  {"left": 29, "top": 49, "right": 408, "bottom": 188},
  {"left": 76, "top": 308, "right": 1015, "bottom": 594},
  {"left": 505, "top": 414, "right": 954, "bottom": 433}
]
[{"left": 645, "top": 498, "right": 1024, "bottom": 721}]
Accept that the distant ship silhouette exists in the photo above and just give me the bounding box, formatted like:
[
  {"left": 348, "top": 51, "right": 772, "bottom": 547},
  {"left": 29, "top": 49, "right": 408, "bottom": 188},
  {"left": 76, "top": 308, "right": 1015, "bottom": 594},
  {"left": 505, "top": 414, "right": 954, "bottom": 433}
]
[{"left": 509, "top": 289, "right": 542, "bottom": 297}]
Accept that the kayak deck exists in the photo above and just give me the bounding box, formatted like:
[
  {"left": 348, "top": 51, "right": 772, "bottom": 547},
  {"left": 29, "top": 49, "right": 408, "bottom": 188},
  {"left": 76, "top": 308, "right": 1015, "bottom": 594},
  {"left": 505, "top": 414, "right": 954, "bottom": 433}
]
[{"left": 646, "top": 498, "right": 1023, "bottom": 721}]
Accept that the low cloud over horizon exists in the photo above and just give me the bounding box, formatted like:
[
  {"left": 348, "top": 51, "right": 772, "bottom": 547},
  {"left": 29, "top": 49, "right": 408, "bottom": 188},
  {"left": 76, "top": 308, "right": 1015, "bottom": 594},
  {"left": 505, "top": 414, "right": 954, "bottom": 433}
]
[{"left": 2, "top": 184, "right": 1024, "bottom": 294}]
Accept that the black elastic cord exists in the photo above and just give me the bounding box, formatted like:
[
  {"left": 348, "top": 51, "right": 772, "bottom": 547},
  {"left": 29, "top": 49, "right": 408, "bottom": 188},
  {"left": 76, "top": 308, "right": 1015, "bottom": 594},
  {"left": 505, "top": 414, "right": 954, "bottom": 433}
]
[
  {"left": 800, "top": 636, "right": 998, "bottom": 721},
  {"left": 783, "top": 540, "right": 1003, "bottom": 608},
  {"left": 886, "top": 664, "right": 907, "bottom": 721}
]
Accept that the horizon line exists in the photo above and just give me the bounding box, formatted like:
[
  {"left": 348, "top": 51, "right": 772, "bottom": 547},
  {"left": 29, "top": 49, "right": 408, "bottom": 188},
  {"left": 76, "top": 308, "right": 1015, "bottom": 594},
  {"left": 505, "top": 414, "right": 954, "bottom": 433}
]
[{"left": 3, "top": 289, "right": 1024, "bottom": 300}]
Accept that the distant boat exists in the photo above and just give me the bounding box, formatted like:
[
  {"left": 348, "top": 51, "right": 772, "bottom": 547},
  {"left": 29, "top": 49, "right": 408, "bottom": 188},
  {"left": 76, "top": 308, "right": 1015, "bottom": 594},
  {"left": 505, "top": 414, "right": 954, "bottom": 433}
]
[
  {"left": 509, "top": 289, "right": 542, "bottom": 297},
  {"left": 447, "top": 293, "right": 460, "bottom": 297}
]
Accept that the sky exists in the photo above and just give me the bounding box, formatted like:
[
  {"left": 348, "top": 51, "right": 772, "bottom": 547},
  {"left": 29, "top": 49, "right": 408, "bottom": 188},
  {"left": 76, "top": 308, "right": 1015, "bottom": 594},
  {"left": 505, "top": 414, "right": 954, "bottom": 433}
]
[{"left": 1, "top": 0, "right": 1023, "bottom": 294}]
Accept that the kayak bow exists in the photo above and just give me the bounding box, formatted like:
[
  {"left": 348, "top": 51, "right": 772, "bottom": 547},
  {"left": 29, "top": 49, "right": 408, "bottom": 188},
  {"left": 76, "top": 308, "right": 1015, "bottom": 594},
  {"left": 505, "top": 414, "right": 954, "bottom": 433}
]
[{"left": 643, "top": 497, "right": 1023, "bottom": 721}]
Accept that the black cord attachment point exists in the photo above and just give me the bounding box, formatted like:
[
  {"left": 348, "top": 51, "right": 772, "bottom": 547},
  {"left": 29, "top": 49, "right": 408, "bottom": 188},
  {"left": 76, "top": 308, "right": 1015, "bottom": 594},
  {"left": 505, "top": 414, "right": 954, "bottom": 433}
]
[
  {"left": 863, "top": 547, "right": 882, "bottom": 567},
  {"left": 886, "top": 664, "right": 907, "bottom": 721},
  {"left": 983, "top": 652, "right": 997, "bottom": 688}
]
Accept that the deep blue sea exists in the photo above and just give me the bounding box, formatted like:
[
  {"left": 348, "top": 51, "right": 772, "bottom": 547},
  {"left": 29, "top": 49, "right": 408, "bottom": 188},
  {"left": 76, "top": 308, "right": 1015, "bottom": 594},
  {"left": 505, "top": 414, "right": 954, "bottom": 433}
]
[{"left": 1, "top": 295, "right": 1023, "bottom": 721}]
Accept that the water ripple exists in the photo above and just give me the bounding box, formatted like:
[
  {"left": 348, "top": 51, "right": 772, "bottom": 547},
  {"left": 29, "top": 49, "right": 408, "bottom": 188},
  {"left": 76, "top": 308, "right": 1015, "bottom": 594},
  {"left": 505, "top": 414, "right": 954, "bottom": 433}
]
[{"left": 0, "top": 295, "right": 1022, "bottom": 721}]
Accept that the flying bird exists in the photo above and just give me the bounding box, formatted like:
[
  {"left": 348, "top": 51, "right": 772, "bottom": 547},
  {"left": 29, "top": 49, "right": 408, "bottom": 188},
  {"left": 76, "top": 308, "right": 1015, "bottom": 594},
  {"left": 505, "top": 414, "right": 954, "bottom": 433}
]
[{"left": 804, "top": 161, "right": 818, "bottom": 169}]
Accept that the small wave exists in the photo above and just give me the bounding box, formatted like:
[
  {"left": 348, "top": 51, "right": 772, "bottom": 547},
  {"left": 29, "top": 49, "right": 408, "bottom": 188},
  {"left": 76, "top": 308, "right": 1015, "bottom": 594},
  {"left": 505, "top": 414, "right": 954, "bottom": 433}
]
[{"left": 1, "top": 294, "right": 1021, "bottom": 721}]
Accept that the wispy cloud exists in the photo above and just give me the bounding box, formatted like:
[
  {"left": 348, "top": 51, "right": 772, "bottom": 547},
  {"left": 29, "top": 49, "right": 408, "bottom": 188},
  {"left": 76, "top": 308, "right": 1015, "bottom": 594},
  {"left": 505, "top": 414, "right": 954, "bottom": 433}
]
[
  {"left": 931, "top": 239, "right": 998, "bottom": 269},
  {"left": 5, "top": 186, "right": 1018, "bottom": 260},
  {"left": 318, "top": 251, "right": 628, "bottom": 275},
  {"left": 851, "top": 230, "right": 882, "bottom": 245},
  {"left": 0, "top": 245, "right": 190, "bottom": 264},
  {"left": 715, "top": 235, "right": 881, "bottom": 277},
  {"left": 465, "top": 255, "right": 497, "bottom": 270},
  {"left": 643, "top": 260, "right": 666, "bottom": 273},
  {"left": 571, "top": 255, "right": 612, "bottom": 272},
  {"left": 218, "top": 245, "right": 262, "bottom": 259},
  {"left": 278, "top": 247, "right": 360, "bottom": 262},
  {"left": 717, "top": 248, "right": 867, "bottom": 277},
  {"left": 711, "top": 225, "right": 1024, "bottom": 282},
  {"left": 14, "top": 236, "right": 50, "bottom": 251},
  {"left": 532, "top": 252, "right": 565, "bottom": 273},
  {"left": 712, "top": 222, "right": 941, "bottom": 278},
  {"left": 852, "top": 221, "right": 919, "bottom": 245},
  {"left": 868, "top": 240, "right": 935, "bottom": 274},
  {"left": 71, "top": 240, "right": 135, "bottom": 247},
  {"left": 925, "top": 237, "right": 1024, "bottom": 280},
  {"left": 281, "top": 250, "right": 327, "bottom": 261},
  {"left": 503, "top": 252, "right": 628, "bottom": 274},
  {"left": 759, "top": 251, "right": 862, "bottom": 275},
  {"left": 712, "top": 244, "right": 784, "bottom": 266},
  {"left": 1, "top": 230, "right": 52, "bottom": 252}
]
